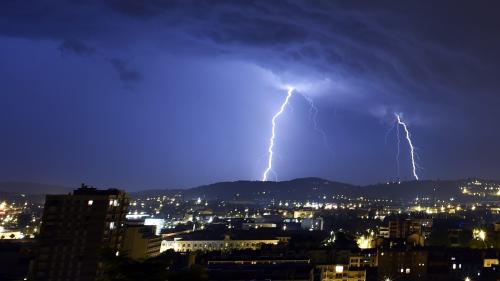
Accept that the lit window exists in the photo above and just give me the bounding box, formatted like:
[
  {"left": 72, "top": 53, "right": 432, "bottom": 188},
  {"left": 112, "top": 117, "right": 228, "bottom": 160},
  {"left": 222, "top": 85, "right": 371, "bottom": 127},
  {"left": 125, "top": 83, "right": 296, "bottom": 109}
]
[
  {"left": 115, "top": 251, "right": 119, "bottom": 257},
  {"left": 109, "top": 199, "right": 120, "bottom": 206},
  {"left": 109, "top": 222, "right": 115, "bottom": 230},
  {"left": 88, "top": 200, "right": 93, "bottom": 206},
  {"left": 405, "top": 268, "right": 410, "bottom": 274},
  {"left": 453, "top": 263, "right": 456, "bottom": 270}
]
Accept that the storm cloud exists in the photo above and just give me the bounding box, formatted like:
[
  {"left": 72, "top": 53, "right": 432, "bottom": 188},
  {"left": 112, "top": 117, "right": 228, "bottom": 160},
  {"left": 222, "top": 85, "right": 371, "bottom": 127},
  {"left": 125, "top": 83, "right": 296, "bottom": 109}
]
[
  {"left": 2, "top": 1, "right": 497, "bottom": 119},
  {"left": 1, "top": 0, "right": 500, "bottom": 188}
]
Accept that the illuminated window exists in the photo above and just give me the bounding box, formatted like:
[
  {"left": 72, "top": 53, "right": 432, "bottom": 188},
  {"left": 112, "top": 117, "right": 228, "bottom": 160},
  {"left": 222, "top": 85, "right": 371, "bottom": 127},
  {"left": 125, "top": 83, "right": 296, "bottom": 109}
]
[
  {"left": 109, "top": 199, "right": 119, "bottom": 206},
  {"left": 87, "top": 200, "right": 93, "bottom": 206},
  {"left": 109, "top": 222, "right": 115, "bottom": 230}
]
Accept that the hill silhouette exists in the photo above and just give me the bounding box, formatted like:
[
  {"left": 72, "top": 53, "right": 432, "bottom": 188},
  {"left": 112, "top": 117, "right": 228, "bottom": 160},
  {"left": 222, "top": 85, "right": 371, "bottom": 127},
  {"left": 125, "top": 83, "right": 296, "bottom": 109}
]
[{"left": 1, "top": 178, "right": 499, "bottom": 203}]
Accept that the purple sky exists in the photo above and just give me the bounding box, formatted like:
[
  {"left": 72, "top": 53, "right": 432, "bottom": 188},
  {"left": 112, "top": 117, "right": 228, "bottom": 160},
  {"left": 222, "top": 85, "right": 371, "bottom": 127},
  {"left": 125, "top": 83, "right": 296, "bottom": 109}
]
[{"left": 1, "top": 1, "right": 500, "bottom": 190}]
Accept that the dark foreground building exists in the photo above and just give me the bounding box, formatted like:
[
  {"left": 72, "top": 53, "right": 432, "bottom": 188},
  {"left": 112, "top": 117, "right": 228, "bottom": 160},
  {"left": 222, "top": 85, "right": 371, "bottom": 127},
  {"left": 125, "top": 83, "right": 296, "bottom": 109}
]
[
  {"left": 30, "top": 185, "right": 129, "bottom": 281},
  {"left": 0, "top": 240, "right": 34, "bottom": 280},
  {"left": 207, "top": 259, "right": 314, "bottom": 281}
]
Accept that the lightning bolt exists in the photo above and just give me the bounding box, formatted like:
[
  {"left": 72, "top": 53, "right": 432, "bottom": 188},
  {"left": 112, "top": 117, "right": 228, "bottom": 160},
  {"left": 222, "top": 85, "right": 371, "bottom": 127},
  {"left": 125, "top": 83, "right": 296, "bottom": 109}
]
[
  {"left": 396, "top": 122, "right": 401, "bottom": 181},
  {"left": 302, "top": 95, "right": 334, "bottom": 156},
  {"left": 262, "top": 88, "right": 294, "bottom": 181},
  {"left": 384, "top": 120, "right": 397, "bottom": 145},
  {"left": 385, "top": 120, "right": 401, "bottom": 181},
  {"left": 395, "top": 114, "right": 419, "bottom": 180}
]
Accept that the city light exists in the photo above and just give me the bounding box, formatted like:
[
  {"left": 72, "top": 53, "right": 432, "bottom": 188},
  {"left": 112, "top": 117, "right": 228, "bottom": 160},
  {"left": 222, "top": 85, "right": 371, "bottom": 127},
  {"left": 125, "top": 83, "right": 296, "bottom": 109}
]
[
  {"left": 473, "top": 229, "right": 486, "bottom": 241},
  {"left": 356, "top": 235, "right": 374, "bottom": 249}
]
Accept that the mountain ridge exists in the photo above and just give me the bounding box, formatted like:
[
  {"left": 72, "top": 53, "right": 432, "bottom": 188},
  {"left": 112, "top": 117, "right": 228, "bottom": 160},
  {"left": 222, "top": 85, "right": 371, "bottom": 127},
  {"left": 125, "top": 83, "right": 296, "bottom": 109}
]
[
  {"left": 0, "top": 177, "right": 498, "bottom": 202},
  {"left": 131, "top": 177, "right": 500, "bottom": 202}
]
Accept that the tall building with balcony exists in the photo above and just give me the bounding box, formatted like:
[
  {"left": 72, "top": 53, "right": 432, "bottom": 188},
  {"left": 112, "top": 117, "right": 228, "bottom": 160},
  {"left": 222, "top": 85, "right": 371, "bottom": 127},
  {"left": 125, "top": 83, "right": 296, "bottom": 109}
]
[{"left": 30, "top": 185, "right": 129, "bottom": 281}]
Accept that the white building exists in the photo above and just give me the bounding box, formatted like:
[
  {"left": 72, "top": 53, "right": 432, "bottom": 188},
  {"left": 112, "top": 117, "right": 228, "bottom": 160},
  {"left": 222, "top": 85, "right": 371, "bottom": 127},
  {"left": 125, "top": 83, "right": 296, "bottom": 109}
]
[{"left": 161, "top": 234, "right": 280, "bottom": 252}]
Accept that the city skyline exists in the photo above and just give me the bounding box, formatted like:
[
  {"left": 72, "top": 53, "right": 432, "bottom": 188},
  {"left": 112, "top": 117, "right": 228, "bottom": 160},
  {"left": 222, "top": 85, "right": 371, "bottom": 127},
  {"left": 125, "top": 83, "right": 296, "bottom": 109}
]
[{"left": 2, "top": 1, "right": 500, "bottom": 190}]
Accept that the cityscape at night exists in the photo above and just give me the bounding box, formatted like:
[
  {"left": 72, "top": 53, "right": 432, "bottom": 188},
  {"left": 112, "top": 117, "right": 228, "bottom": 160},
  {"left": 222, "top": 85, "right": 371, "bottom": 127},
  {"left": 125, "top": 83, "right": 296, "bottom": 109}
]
[{"left": 1, "top": 1, "right": 500, "bottom": 281}]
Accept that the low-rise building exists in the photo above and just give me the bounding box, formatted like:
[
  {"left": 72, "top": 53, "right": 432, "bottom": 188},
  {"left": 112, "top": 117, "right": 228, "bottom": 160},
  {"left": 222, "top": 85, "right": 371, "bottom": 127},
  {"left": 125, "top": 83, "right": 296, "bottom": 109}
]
[
  {"left": 349, "top": 253, "right": 377, "bottom": 268},
  {"left": 122, "top": 225, "right": 162, "bottom": 260},
  {"left": 301, "top": 217, "right": 324, "bottom": 230},
  {"left": 208, "top": 259, "right": 314, "bottom": 281},
  {"left": 241, "top": 222, "right": 277, "bottom": 230},
  {"left": 378, "top": 248, "right": 428, "bottom": 281},
  {"left": 294, "top": 210, "right": 315, "bottom": 219},
  {"left": 163, "top": 235, "right": 279, "bottom": 252},
  {"left": 161, "top": 229, "right": 288, "bottom": 252},
  {"left": 317, "top": 264, "right": 366, "bottom": 281}
]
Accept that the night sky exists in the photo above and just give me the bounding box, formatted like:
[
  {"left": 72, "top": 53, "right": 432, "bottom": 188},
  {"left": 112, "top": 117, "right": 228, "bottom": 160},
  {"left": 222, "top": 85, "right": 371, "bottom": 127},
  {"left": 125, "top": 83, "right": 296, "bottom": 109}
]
[{"left": 1, "top": 1, "right": 500, "bottom": 190}]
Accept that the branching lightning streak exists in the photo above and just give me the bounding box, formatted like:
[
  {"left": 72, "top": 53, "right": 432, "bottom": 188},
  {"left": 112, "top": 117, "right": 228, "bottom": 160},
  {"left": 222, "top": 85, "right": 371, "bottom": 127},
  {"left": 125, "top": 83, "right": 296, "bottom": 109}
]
[
  {"left": 395, "top": 114, "right": 419, "bottom": 180},
  {"left": 386, "top": 120, "right": 401, "bottom": 180},
  {"left": 396, "top": 121, "right": 401, "bottom": 180},
  {"left": 262, "top": 88, "right": 294, "bottom": 181},
  {"left": 302, "top": 95, "right": 334, "bottom": 156},
  {"left": 384, "top": 120, "right": 397, "bottom": 145}
]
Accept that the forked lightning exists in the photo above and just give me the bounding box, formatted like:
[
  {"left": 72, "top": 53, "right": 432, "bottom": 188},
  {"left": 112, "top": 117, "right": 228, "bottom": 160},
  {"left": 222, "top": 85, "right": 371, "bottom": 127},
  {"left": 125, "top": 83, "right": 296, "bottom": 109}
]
[
  {"left": 262, "top": 88, "right": 295, "bottom": 181},
  {"left": 395, "top": 114, "right": 419, "bottom": 180}
]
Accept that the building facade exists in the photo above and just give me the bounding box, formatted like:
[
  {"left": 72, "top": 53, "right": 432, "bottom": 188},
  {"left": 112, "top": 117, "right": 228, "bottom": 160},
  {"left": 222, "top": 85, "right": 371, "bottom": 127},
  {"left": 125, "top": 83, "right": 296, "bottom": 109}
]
[
  {"left": 162, "top": 234, "right": 280, "bottom": 252},
  {"left": 317, "top": 264, "right": 366, "bottom": 281},
  {"left": 377, "top": 249, "right": 428, "bottom": 281},
  {"left": 122, "top": 225, "right": 161, "bottom": 260},
  {"left": 30, "top": 186, "right": 129, "bottom": 281}
]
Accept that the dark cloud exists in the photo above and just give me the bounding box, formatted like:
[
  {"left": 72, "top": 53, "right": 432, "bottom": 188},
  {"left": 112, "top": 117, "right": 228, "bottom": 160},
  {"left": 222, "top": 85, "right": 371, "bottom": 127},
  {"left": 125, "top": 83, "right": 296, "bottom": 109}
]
[
  {"left": 108, "top": 58, "right": 142, "bottom": 82},
  {"left": 1, "top": 1, "right": 499, "bottom": 113},
  {"left": 2, "top": 0, "right": 500, "bottom": 186},
  {"left": 104, "top": 0, "right": 178, "bottom": 18},
  {"left": 58, "top": 39, "right": 96, "bottom": 56}
]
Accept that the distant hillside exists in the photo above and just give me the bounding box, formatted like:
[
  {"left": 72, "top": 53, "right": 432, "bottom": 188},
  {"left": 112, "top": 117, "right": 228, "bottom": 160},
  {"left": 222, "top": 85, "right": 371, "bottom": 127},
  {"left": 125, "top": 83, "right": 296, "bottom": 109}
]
[
  {"left": 360, "top": 180, "right": 462, "bottom": 200},
  {"left": 0, "top": 182, "right": 72, "bottom": 195},
  {"left": 133, "top": 177, "right": 500, "bottom": 203},
  {"left": 1, "top": 178, "right": 499, "bottom": 203},
  {"left": 182, "top": 177, "right": 357, "bottom": 201},
  {"left": 130, "top": 177, "right": 356, "bottom": 201}
]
